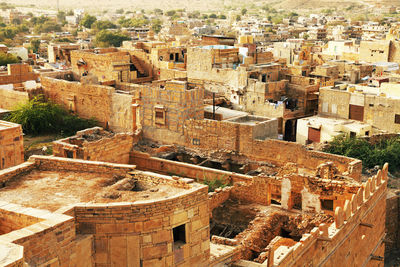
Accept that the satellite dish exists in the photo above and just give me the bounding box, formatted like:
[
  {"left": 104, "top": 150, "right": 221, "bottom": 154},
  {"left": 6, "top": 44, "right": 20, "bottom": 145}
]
[{"left": 159, "top": 56, "right": 163, "bottom": 61}]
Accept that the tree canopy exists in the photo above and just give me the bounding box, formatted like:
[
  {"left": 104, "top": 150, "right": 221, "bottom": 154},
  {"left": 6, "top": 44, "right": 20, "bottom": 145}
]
[{"left": 95, "top": 30, "right": 130, "bottom": 47}]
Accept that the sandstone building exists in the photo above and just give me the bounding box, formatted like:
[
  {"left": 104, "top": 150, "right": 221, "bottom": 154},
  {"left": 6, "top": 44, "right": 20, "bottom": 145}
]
[{"left": 0, "top": 120, "right": 24, "bottom": 170}]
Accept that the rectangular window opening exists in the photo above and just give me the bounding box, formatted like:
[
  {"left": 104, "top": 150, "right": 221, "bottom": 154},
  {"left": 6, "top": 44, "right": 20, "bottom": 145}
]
[
  {"left": 155, "top": 111, "right": 164, "bottom": 119},
  {"left": 395, "top": 114, "right": 400, "bottom": 124},
  {"left": 320, "top": 199, "right": 334, "bottom": 211},
  {"left": 173, "top": 224, "right": 186, "bottom": 246}
]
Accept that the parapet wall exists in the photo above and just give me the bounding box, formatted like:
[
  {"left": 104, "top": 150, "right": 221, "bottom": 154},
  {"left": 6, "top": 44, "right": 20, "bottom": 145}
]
[
  {"left": 53, "top": 127, "right": 138, "bottom": 164},
  {"left": 269, "top": 164, "right": 388, "bottom": 266},
  {"left": 0, "top": 201, "right": 93, "bottom": 266},
  {"left": 130, "top": 150, "right": 252, "bottom": 184},
  {"left": 29, "top": 155, "right": 136, "bottom": 176}
]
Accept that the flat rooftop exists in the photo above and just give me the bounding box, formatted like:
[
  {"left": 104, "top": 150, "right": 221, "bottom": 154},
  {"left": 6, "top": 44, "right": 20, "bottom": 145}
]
[
  {"left": 0, "top": 120, "right": 20, "bottom": 131},
  {"left": 204, "top": 105, "right": 248, "bottom": 120},
  {"left": 0, "top": 161, "right": 193, "bottom": 212}
]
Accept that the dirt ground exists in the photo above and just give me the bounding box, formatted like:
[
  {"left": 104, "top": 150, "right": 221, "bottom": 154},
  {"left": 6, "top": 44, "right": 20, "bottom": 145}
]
[{"left": 23, "top": 134, "right": 61, "bottom": 159}]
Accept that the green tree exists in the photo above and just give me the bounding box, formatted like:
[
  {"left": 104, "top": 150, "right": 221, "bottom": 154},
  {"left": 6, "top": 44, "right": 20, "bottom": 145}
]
[
  {"left": 151, "top": 19, "right": 162, "bottom": 33},
  {"left": 80, "top": 14, "right": 97, "bottom": 29},
  {"left": 218, "top": 14, "right": 226, "bottom": 19},
  {"left": 57, "top": 11, "right": 66, "bottom": 22},
  {"left": 154, "top": 8, "right": 163, "bottom": 15},
  {"left": 92, "top": 20, "right": 117, "bottom": 30},
  {"left": 0, "top": 53, "right": 20, "bottom": 65},
  {"left": 95, "top": 30, "right": 130, "bottom": 47},
  {"left": 5, "top": 95, "right": 97, "bottom": 136},
  {"left": 34, "top": 21, "right": 62, "bottom": 33},
  {"left": 30, "top": 39, "right": 40, "bottom": 53},
  {"left": 166, "top": 10, "right": 176, "bottom": 16},
  {"left": 241, "top": 8, "right": 247, "bottom": 15},
  {"left": 236, "top": 15, "right": 241, "bottom": 21},
  {"left": 323, "top": 135, "right": 400, "bottom": 173},
  {"left": 116, "top": 8, "right": 124, "bottom": 14},
  {"left": 209, "top": 13, "right": 217, "bottom": 18}
]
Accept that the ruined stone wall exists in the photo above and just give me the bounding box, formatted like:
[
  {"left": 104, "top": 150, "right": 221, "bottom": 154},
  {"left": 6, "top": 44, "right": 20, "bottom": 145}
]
[
  {"left": 274, "top": 167, "right": 388, "bottom": 266},
  {"left": 129, "top": 151, "right": 252, "bottom": 184},
  {"left": 0, "top": 121, "right": 24, "bottom": 170},
  {"left": 29, "top": 155, "right": 135, "bottom": 177},
  {"left": 0, "top": 88, "right": 29, "bottom": 109},
  {"left": 41, "top": 76, "right": 115, "bottom": 129},
  {"left": 249, "top": 139, "right": 362, "bottom": 181},
  {"left": 183, "top": 119, "right": 361, "bottom": 181},
  {"left": 71, "top": 176, "right": 210, "bottom": 266},
  {"left": 53, "top": 128, "right": 137, "bottom": 164}
]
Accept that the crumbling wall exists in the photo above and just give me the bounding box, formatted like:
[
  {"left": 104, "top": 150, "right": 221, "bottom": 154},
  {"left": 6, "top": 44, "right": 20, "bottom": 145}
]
[
  {"left": 53, "top": 127, "right": 137, "bottom": 164},
  {"left": 273, "top": 166, "right": 388, "bottom": 266},
  {"left": 129, "top": 150, "right": 252, "bottom": 184},
  {"left": 183, "top": 120, "right": 362, "bottom": 181}
]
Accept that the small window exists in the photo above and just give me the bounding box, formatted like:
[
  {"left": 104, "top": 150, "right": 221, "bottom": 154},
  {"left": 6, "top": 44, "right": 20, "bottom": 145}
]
[
  {"left": 155, "top": 107, "right": 166, "bottom": 125},
  {"left": 155, "top": 111, "right": 164, "bottom": 119},
  {"left": 365, "top": 131, "right": 370, "bottom": 136},
  {"left": 395, "top": 114, "right": 400, "bottom": 124},
  {"left": 320, "top": 199, "right": 334, "bottom": 211},
  {"left": 173, "top": 224, "right": 186, "bottom": 245},
  {"left": 192, "top": 138, "right": 200, "bottom": 145},
  {"left": 169, "top": 54, "right": 174, "bottom": 60},
  {"left": 66, "top": 150, "right": 74, "bottom": 158},
  {"left": 261, "top": 74, "right": 267, "bottom": 82},
  {"left": 350, "top": 131, "right": 356, "bottom": 138}
]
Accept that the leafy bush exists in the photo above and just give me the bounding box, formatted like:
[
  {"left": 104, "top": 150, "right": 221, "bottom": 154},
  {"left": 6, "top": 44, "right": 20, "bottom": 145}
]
[
  {"left": 5, "top": 95, "right": 97, "bottom": 136},
  {"left": 0, "top": 52, "right": 20, "bottom": 65},
  {"left": 202, "top": 174, "right": 231, "bottom": 192},
  {"left": 323, "top": 134, "right": 400, "bottom": 173}
]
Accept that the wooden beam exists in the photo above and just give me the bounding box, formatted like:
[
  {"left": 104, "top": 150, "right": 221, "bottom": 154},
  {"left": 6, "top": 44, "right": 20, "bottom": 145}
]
[
  {"left": 360, "top": 222, "right": 374, "bottom": 228},
  {"left": 370, "top": 255, "right": 384, "bottom": 262}
]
